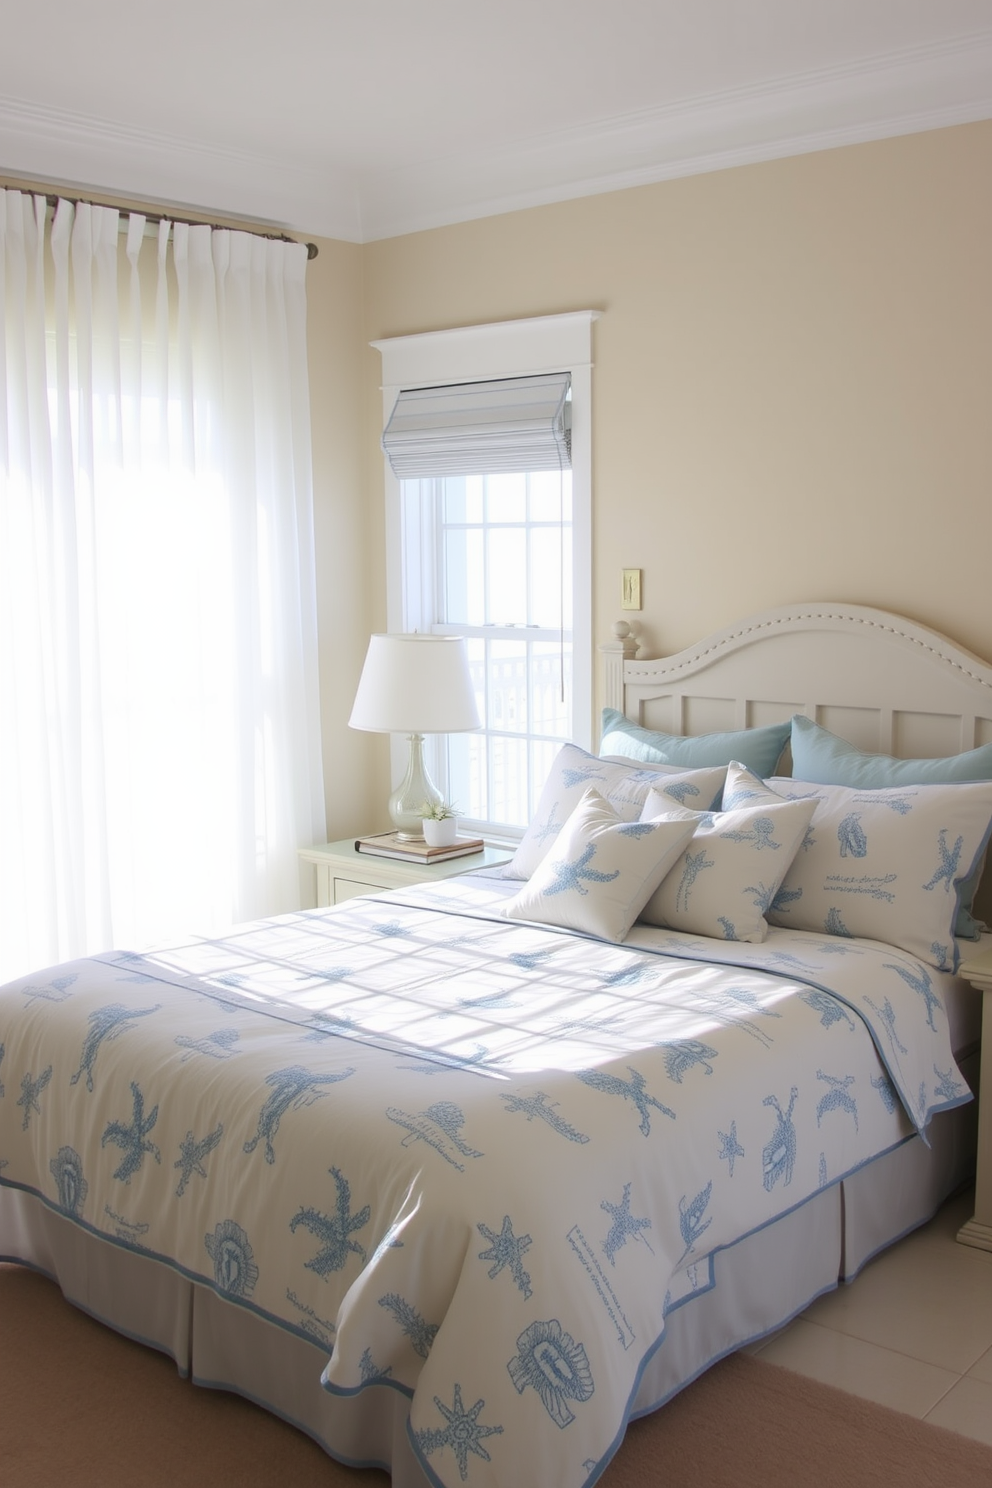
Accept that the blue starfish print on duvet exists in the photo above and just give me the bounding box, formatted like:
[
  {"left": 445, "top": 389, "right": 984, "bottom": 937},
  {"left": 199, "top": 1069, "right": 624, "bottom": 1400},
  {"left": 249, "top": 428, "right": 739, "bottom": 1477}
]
[
  {"left": 290, "top": 1166, "right": 371, "bottom": 1277},
  {"left": 477, "top": 1215, "right": 534, "bottom": 1297},
  {"left": 101, "top": 1081, "right": 161, "bottom": 1183},
  {"left": 416, "top": 1383, "right": 504, "bottom": 1480}
]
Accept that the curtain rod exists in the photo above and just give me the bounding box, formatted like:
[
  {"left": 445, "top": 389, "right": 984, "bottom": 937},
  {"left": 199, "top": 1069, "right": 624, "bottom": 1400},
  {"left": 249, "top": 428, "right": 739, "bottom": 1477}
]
[{"left": 39, "top": 190, "right": 319, "bottom": 261}]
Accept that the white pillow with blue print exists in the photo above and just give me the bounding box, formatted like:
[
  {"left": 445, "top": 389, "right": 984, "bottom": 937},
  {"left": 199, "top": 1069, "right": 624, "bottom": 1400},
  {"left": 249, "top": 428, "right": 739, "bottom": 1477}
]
[
  {"left": 637, "top": 787, "right": 817, "bottom": 942},
  {"left": 724, "top": 762, "right": 992, "bottom": 971},
  {"left": 506, "top": 743, "right": 725, "bottom": 881},
  {"left": 503, "top": 788, "right": 699, "bottom": 942}
]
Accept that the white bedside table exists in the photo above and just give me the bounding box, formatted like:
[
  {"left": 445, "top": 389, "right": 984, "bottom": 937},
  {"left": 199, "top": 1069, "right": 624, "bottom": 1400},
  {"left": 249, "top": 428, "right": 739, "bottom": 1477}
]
[
  {"left": 298, "top": 837, "right": 514, "bottom": 909},
  {"left": 957, "top": 943, "right": 992, "bottom": 1251}
]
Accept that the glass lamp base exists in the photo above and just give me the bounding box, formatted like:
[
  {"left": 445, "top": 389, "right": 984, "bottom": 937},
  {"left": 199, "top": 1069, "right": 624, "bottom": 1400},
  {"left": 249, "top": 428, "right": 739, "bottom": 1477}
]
[{"left": 389, "top": 733, "right": 442, "bottom": 840}]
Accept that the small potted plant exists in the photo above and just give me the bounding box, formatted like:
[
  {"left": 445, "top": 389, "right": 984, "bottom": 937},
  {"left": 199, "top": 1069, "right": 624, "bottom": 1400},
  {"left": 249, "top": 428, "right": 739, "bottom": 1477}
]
[{"left": 420, "top": 799, "right": 460, "bottom": 848}]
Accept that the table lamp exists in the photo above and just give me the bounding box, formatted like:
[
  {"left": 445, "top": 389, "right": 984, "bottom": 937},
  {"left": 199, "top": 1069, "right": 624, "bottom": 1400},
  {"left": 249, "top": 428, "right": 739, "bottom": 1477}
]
[{"left": 349, "top": 634, "right": 482, "bottom": 839}]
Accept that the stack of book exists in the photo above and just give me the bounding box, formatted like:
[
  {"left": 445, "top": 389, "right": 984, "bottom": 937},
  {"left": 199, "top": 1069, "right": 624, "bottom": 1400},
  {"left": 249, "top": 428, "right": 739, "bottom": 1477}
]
[{"left": 354, "top": 831, "right": 486, "bottom": 864}]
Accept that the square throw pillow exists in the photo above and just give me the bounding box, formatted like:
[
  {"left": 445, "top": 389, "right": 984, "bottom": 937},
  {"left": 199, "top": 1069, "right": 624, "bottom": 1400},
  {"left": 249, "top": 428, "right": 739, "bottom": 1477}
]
[
  {"left": 637, "top": 788, "right": 816, "bottom": 942},
  {"left": 600, "top": 707, "right": 791, "bottom": 777},
  {"left": 502, "top": 788, "right": 698, "bottom": 942},
  {"left": 727, "top": 761, "right": 992, "bottom": 971},
  {"left": 790, "top": 715, "right": 992, "bottom": 938},
  {"left": 507, "top": 743, "right": 725, "bottom": 880}
]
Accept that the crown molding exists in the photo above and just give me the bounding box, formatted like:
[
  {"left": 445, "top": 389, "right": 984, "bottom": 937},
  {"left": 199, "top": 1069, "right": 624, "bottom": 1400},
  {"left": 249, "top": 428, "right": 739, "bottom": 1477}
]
[
  {"left": 0, "top": 96, "right": 364, "bottom": 241},
  {"left": 358, "top": 29, "right": 992, "bottom": 240},
  {"left": 1, "top": 29, "right": 989, "bottom": 243}
]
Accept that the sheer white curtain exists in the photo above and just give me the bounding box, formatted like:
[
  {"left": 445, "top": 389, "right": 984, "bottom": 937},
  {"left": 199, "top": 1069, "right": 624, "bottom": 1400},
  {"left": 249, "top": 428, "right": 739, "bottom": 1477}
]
[{"left": 0, "top": 190, "right": 325, "bottom": 983}]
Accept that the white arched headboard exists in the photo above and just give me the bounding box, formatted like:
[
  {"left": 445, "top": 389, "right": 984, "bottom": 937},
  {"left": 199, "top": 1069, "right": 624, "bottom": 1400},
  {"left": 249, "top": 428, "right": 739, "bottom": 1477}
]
[{"left": 602, "top": 602, "right": 992, "bottom": 760}]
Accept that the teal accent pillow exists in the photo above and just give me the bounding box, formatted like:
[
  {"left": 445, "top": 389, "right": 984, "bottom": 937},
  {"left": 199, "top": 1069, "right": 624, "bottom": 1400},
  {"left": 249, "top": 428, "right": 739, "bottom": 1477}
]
[
  {"left": 600, "top": 709, "right": 791, "bottom": 778},
  {"left": 791, "top": 715, "right": 992, "bottom": 938}
]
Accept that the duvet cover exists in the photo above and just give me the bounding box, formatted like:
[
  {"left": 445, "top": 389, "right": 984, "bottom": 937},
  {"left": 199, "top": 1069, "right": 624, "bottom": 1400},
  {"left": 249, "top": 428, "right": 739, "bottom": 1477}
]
[{"left": 0, "top": 872, "right": 971, "bottom": 1488}]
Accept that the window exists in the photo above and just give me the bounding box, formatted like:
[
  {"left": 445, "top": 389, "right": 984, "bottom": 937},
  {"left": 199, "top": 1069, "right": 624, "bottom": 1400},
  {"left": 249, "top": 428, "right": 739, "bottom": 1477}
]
[{"left": 374, "top": 313, "right": 596, "bottom": 840}]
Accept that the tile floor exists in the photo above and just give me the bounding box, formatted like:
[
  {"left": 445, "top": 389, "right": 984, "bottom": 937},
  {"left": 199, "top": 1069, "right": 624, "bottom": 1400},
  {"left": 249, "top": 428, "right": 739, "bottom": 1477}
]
[{"left": 748, "top": 1187, "right": 992, "bottom": 1444}]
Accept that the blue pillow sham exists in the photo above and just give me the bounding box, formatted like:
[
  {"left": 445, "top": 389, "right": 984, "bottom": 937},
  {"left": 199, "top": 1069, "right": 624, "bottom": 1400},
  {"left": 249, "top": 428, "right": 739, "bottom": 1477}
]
[{"left": 600, "top": 708, "right": 791, "bottom": 778}]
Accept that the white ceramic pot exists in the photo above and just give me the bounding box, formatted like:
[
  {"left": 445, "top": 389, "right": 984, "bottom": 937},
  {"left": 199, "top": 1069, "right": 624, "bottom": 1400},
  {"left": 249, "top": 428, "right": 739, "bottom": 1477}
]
[{"left": 422, "top": 817, "right": 458, "bottom": 848}]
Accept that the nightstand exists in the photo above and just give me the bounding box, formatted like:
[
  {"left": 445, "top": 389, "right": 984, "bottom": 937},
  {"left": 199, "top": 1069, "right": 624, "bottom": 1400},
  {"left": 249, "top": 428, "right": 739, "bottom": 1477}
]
[
  {"left": 298, "top": 836, "right": 514, "bottom": 909},
  {"left": 957, "top": 943, "right": 992, "bottom": 1251}
]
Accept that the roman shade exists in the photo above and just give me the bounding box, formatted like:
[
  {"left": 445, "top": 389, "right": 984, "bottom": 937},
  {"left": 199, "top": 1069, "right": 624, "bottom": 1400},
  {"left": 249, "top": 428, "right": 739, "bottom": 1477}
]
[{"left": 382, "top": 372, "right": 571, "bottom": 478}]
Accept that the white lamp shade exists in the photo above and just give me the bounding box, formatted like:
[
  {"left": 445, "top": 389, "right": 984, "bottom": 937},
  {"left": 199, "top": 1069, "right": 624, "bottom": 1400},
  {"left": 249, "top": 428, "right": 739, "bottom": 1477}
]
[{"left": 349, "top": 634, "right": 482, "bottom": 735}]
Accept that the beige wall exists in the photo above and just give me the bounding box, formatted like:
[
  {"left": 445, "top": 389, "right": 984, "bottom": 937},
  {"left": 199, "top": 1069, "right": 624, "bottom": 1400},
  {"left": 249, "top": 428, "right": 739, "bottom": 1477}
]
[
  {"left": 361, "top": 122, "right": 992, "bottom": 715},
  {"left": 6, "top": 121, "right": 992, "bottom": 837}
]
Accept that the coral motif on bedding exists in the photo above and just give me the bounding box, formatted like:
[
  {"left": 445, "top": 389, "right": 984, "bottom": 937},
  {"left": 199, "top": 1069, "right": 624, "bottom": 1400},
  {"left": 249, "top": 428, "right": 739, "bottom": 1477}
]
[{"left": 0, "top": 873, "right": 974, "bottom": 1488}]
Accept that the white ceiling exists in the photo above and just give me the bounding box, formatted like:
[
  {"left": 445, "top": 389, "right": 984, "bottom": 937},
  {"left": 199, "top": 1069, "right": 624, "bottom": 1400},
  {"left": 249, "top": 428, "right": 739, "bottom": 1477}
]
[{"left": 1, "top": 1, "right": 990, "bottom": 242}]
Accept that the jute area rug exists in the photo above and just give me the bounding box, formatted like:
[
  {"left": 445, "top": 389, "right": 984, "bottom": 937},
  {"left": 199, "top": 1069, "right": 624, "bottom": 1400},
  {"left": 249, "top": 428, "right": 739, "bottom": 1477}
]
[{"left": 3, "top": 1262, "right": 990, "bottom": 1487}]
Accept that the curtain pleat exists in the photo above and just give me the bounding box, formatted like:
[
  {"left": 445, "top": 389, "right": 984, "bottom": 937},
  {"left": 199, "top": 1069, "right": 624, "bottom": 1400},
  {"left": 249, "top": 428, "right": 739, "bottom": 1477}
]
[{"left": 0, "top": 189, "right": 325, "bottom": 981}]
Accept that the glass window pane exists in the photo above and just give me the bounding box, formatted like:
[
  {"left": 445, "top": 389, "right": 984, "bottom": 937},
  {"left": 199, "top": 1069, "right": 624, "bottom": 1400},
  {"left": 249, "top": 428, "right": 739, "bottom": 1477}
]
[
  {"left": 489, "top": 641, "right": 527, "bottom": 734},
  {"left": 489, "top": 734, "right": 529, "bottom": 828},
  {"left": 442, "top": 477, "right": 468, "bottom": 524},
  {"left": 530, "top": 738, "right": 560, "bottom": 816},
  {"left": 486, "top": 472, "right": 526, "bottom": 523},
  {"left": 487, "top": 528, "right": 527, "bottom": 624},
  {"left": 529, "top": 469, "right": 568, "bottom": 523},
  {"left": 444, "top": 528, "right": 485, "bottom": 624},
  {"left": 530, "top": 643, "right": 571, "bottom": 738},
  {"left": 446, "top": 731, "right": 486, "bottom": 822},
  {"left": 466, "top": 636, "right": 487, "bottom": 727},
  {"left": 529, "top": 528, "right": 563, "bottom": 629}
]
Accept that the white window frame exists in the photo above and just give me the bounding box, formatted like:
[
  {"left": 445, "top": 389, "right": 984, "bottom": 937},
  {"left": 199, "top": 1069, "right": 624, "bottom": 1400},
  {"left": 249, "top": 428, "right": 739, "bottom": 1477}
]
[{"left": 373, "top": 312, "right": 597, "bottom": 840}]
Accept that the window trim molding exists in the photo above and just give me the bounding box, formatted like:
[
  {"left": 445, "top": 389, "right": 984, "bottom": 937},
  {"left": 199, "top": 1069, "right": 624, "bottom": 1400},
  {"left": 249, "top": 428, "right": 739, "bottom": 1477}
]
[{"left": 373, "top": 313, "right": 598, "bottom": 807}]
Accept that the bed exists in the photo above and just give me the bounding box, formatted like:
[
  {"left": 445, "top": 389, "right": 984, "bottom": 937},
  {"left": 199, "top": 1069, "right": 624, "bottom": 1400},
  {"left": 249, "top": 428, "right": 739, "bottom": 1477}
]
[{"left": 2, "top": 601, "right": 990, "bottom": 1488}]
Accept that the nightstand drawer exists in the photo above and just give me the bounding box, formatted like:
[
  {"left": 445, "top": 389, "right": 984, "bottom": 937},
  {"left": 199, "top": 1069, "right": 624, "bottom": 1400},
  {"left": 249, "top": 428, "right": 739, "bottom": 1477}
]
[{"left": 332, "top": 876, "right": 383, "bottom": 905}]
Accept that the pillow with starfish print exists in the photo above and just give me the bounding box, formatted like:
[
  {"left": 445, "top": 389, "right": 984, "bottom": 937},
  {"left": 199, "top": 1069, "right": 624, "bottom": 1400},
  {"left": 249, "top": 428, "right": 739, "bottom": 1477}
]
[
  {"left": 503, "top": 787, "right": 697, "bottom": 942},
  {"left": 637, "top": 787, "right": 816, "bottom": 943}
]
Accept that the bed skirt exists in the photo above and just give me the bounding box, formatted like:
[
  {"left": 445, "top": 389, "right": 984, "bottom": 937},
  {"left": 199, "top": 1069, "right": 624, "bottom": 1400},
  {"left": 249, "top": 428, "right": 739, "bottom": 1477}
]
[{"left": 0, "top": 1095, "right": 976, "bottom": 1487}]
